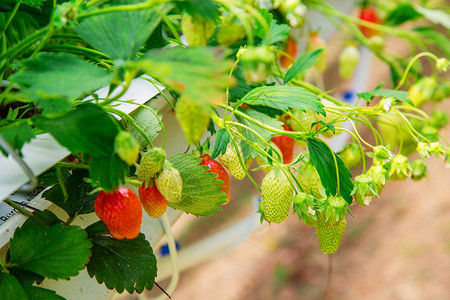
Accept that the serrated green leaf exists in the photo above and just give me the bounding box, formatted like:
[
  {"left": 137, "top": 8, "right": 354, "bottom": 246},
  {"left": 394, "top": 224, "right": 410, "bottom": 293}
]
[
  {"left": 42, "top": 169, "right": 97, "bottom": 218},
  {"left": 254, "top": 8, "right": 273, "bottom": 39},
  {"left": 211, "top": 128, "right": 229, "bottom": 160},
  {"left": 89, "top": 153, "right": 129, "bottom": 191},
  {"left": 86, "top": 221, "right": 157, "bottom": 294},
  {"left": 306, "top": 138, "right": 353, "bottom": 204},
  {"left": 0, "top": 120, "right": 35, "bottom": 156},
  {"left": 125, "top": 105, "right": 162, "bottom": 148},
  {"left": 11, "top": 53, "right": 113, "bottom": 101},
  {"left": 34, "top": 98, "right": 73, "bottom": 115},
  {"left": 284, "top": 49, "right": 323, "bottom": 83},
  {"left": 168, "top": 154, "right": 227, "bottom": 216},
  {"left": 261, "top": 19, "right": 290, "bottom": 46},
  {"left": 416, "top": 6, "right": 450, "bottom": 29},
  {"left": 7, "top": 267, "right": 44, "bottom": 287},
  {"left": 0, "top": 273, "right": 28, "bottom": 300},
  {"left": 241, "top": 86, "right": 325, "bottom": 115},
  {"left": 175, "top": 0, "right": 219, "bottom": 21},
  {"left": 137, "top": 47, "right": 231, "bottom": 105},
  {"left": 236, "top": 108, "right": 283, "bottom": 160},
  {"left": 23, "top": 286, "right": 65, "bottom": 300},
  {"left": 22, "top": 210, "right": 61, "bottom": 228},
  {"left": 75, "top": 1, "right": 171, "bottom": 60},
  {"left": 32, "top": 103, "right": 119, "bottom": 157},
  {"left": 357, "top": 88, "right": 412, "bottom": 105},
  {"left": 9, "top": 224, "right": 92, "bottom": 280},
  {"left": 385, "top": 3, "right": 422, "bottom": 26}
]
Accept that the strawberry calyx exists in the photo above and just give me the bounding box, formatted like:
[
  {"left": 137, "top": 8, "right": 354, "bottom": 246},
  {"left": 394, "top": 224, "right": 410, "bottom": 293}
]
[{"left": 351, "top": 174, "right": 379, "bottom": 206}]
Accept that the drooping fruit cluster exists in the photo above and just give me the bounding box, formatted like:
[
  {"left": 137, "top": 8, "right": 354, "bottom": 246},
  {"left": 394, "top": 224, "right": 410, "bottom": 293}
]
[{"left": 94, "top": 187, "right": 143, "bottom": 239}]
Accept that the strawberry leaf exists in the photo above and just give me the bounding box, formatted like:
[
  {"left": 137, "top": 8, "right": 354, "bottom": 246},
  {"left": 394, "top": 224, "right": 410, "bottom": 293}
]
[
  {"left": 0, "top": 120, "right": 35, "bottom": 156},
  {"left": 42, "top": 169, "right": 97, "bottom": 219},
  {"left": 89, "top": 153, "right": 129, "bottom": 191},
  {"left": 175, "top": 0, "right": 219, "bottom": 21},
  {"left": 11, "top": 53, "right": 113, "bottom": 102},
  {"left": 211, "top": 128, "right": 230, "bottom": 160},
  {"left": 125, "top": 105, "right": 162, "bottom": 148},
  {"left": 168, "top": 154, "right": 227, "bottom": 216},
  {"left": 284, "top": 49, "right": 324, "bottom": 83},
  {"left": 23, "top": 286, "right": 65, "bottom": 300},
  {"left": 86, "top": 221, "right": 157, "bottom": 294},
  {"left": 33, "top": 103, "right": 119, "bottom": 157},
  {"left": 8, "top": 224, "right": 92, "bottom": 280},
  {"left": 75, "top": 1, "right": 171, "bottom": 60},
  {"left": 357, "top": 88, "right": 412, "bottom": 105},
  {"left": 241, "top": 86, "right": 325, "bottom": 115},
  {"left": 306, "top": 138, "right": 353, "bottom": 204},
  {"left": 0, "top": 273, "right": 27, "bottom": 299}
]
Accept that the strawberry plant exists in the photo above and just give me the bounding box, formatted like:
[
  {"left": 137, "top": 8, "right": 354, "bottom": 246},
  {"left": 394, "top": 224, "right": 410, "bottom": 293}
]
[{"left": 0, "top": 0, "right": 449, "bottom": 298}]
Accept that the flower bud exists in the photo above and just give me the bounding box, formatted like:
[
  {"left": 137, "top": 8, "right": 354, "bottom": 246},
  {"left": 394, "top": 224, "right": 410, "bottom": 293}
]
[
  {"left": 351, "top": 174, "right": 379, "bottom": 206},
  {"left": 411, "top": 159, "right": 427, "bottom": 181},
  {"left": 388, "top": 154, "right": 411, "bottom": 181}
]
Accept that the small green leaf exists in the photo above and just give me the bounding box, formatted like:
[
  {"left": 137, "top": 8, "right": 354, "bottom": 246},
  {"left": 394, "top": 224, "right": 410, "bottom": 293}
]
[
  {"left": 23, "top": 286, "right": 65, "bottom": 300},
  {"left": 306, "top": 138, "right": 353, "bottom": 204},
  {"left": 241, "top": 86, "right": 325, "bottom": 115},
  {"left": 137, "top": 47, "right": 231, "bottom": 105},
  {"left": 33, "top": 103, "right": 119, "bottom": 157},
  {"left": 0, "top": 273, "right": 28, "bottom": 300},
  {"left": 9, "top": 224, "right": 92, "bottom": 280},
  {"left": 254, "top": 8, "right": 273, "bottom": 39},
  {"left": 34, "top": 98, "right": 73, "bottom": 115},
  {"left": 168, "top": 154, "right": 227, "bottom": 216},
  {"left": 236, "top": 108, "right": 283, "bottom": 160},
  {"left": 86, "top": 221, "right": 157, "bottom": 294},
  {"left": 385, "top": 3, "right": 422, "bottom": 26},
  {"left": 0, "top": 120, "right": 35, "bottom": 156},
  {"left": 11, "top": 53, "right": 113, "bottom": 101},
  {"left": 261, "top": 19, "right": 290, "bottom": 46},
  {"left": 89, "top": 153, "right": 129, "bottom": 191},
  {"left": 357, "top": 88, "right": 412, "bottom": 105},
  {"left": 42, "top": 169, "right": 97, "bottom": 219},
  {"left": 76, "top": 1, "right": 171, "bottom": 60},
  {"left": 211, "top": 128, "right": 230, "bottom": 160},
  {"left": 284, "top": 49, "right": 323, "bottom": 83},
  {"left": 125, "top": 105, "right": 162, "bottom": 148},
  {"left": 22, "top": 210, "right": 61, "bottom": 228}
]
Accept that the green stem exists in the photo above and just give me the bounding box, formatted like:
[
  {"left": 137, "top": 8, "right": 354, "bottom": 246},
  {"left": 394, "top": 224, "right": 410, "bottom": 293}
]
[
  {"left": 3, "top": 198, "right": 33, "bottom": 218},
  {"left": 141, "top": 77, "right": 176, "bottom": 111},
  {"left": 224, "top": 57, "right": 242, "bottom": 125},
  {"left": 56, "top": 165, "right": 69, "bottom": 200},
  {"left": 79, "top": 0, "right": 169, "bottom": 19},
  {"left": 392, "top": 109, "right": 431, "bottom": 144},
  {"left": 57, "top": 162, "right": 90, "bottom": 169},
  {"left": 1, "top": 2, "right": 21, "bottom": 36},
  {"left": 105, "top": 107, "right": 154, "bottom": 148},
  {"left": 337, "top": 127, "right": 367, "bottom": 173},
  {"left": 157, "top": 9, "right": 184, "bottom": 47},
  {"left": 0, "top": 27, "right": 47, "bottom": 62},
  {"left": 347, "top": 119, "right": 375, "bottom": 150},
  {"left": 395, "top": 52, "right": 441, "bottom": 90},
  {"left": 42, "top": 44, "right": 111, "bottom": 59}
]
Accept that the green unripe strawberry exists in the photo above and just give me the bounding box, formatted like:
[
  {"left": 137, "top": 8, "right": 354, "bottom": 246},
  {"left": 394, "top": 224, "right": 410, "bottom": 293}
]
[
  {"left": 293, "top": 192, "right": 318, "bottom": 227},
  {"left": 338, "top": 142, "right": 362, "bottom": 169},
  {"left": 181, "top": 13, "right": 215, "bottom": 46},
  {"left": 388, "top": 154, "right": 411, "bottom": 181},
  {"left": 240, "top": 46, "right": 275, "bottom": 82},
  {"left": 367, "top": 35, "right": 384, "bottom": 52},
  {"left": 366, "top": 165, "right": 387, "bottom": 194},
  {"left": 137, "top": 147, "right": 166, "bottom": 187},
  {"left": 351, "top": 174, "right": 378, "bottom": 206},
  {"left": 218, "top": 144, "right": 249, "bottom": 180},
  {"left": 411, "top": 159, "right": 427, "bottom": 181},
  {"left": 408, "top": 77, "right": 436, "bottom": 107},
  {"left": 260, "top": 169, "right": 294, "bottom": 223},
  {"left": 217, "top": 17, "right": 245, "bottom": 46},
  {"left": 316, "top": 210, "right": 346, "bottom": 254},
  {"left": 175, "top": 96, "right": 210, "bottom": 145},
  {"left": 339, "top": 43, "right": 360, "bottom": 79},
  {"left": 114, "top": 131, "right": 140, "bottom": 166},
  {"left": 297, "top": 163, "right": 324, "bottom": 198},
  {"left": 155, "top": 161, "right": 183, "bottom": 203}
]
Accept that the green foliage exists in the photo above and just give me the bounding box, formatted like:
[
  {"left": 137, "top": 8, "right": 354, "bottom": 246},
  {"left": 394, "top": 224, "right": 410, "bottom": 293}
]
[
  {"left": 385, "top": 3, "right": 422, "bottom": 26},
  {"left": 23, "top": 286, "right": 65, "bottom": 300},
  {"left": 175, "top": 0, "right": 219, "bottom": 21},
  {"left": 125, "top": 105, "right": 162, "bottom": 148},
  {"left": 307, "top": 138, "right": 353, "bottom": 204},
  {"left": 0, "top": 120, "right": 35, "bottom": 156},
  {"left": 0, "top": 273, "right": 28, "bottom": 300},
  {"left": 11, "top": 53, "right": 113, "bottom": 102},
  {"left": 284, "top": 49, "right": 324, "bottom": 83},
  {"left": 42, "top": 169, "right": 96, "bottom": 219},
  {"left": 168, "top": 154, "right": 227, "bottom": 216},
  {"left": 358, "top": 88, "right": 412, "bottom": 105},
  {"left": 211, "top": 128, "right": 230, "bottom": 160},
  {"left": 255, "top": 9, "right": 290, "bottom": 45},
  {"left": 89, "top": 153, "right": 129, "bottom": 191},
  {"left": 241, "top": 85, "right": 325, "bottom": 115},
  {"left": 86, "top": 221, "right": 157, "bottom": 294},
  {"left": 75, "top": 1, "right": 171, "bottom": 60},
  {"left": 8, "top": 223, "right": 92, "bottom": 280}
]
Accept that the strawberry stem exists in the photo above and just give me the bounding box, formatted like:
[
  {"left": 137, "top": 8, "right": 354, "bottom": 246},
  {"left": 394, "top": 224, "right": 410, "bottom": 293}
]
[{"left": 3, "top": 198, "right": 33, "bottom": 218}]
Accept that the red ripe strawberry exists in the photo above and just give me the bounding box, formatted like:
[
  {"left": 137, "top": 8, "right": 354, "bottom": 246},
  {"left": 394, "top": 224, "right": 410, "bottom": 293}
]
[
  {"left": 138, "top": 181, "right": 169, "bottom": 218},
  {"left": 200, "top": 154, "right": 230, "bottom": 204},
  {"left": 94, "top": 187, "right": 142, "bottom": 239},
  {"left": 359, "top": 5, "right": 380, "bottom": 38},
  {"left": 271, "top": 125, "right": 295, "bottom": 164}
]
